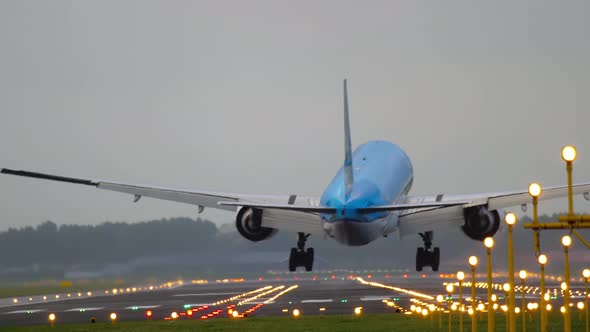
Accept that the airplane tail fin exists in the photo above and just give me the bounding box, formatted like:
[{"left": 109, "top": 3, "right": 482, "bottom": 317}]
[{"left": 343, "top": 79, "right": 353, "bottom": 200}]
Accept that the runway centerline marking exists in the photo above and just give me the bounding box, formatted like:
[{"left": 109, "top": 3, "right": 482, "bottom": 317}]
[
  {"left": 360, "top": 296, "right": 391, "bottom": 301},
  {"left": 65, "top": 307, "right": 104, "bottom": 312},
  {"left": 301, "top": 299, "right": 333, "bottom": 303},
  {"left": 4, "top": 309, "right": 46, "bottom": 314},
  {"left": 173, "top": 292, "right": 241, "bottom": 297},
  {"left": 124, "top": 305, "right": 161, "bottom": 309}
]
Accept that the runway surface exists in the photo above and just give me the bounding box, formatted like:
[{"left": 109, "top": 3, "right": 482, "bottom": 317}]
[{"left": 0, "top": 272, "right": 582, "bottom": 327}]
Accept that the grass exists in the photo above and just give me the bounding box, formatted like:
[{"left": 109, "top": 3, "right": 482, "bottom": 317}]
[{"left": 0, "top": 312, "right": 586, "bottom": 332}]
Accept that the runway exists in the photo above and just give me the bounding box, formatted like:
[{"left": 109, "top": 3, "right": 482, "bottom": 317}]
[{"left": 0, "top": 272, "right": 579, "bottom": 327}]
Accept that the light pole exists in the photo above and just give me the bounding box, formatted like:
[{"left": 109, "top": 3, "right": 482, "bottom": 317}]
[
  {"left": 561, "top": 145, "right": 577, "bottom": 216},
  {"left": 468, "top": 256, "right": 478, "bottom": 332},
  {"left": 583, "top": 268, "right": 590, "bottom": 332},
  {"left": 519, "top": 270, "right": 527, "bottom": 332},
  {"left": 503, "top": 283, "right": 511, "bottom": 332},
  {"left": 562, "top": 235, "right": 572, "bottom": 332},
  {"left": 539, "top": 254, "right": 548, "bottom": 332},
  {"left": 528, "top": 182, "right": 542, "bottom": 255},
  {"left": 437, "top": 294, "right": 444, "bottom": 330},
  {"left": 457, "top": 271, "right": 465, "bottom": 332},
  {"left": 447, "top": 284, "right": 455, "bottom": 332},
  {"left": 505, "top": 212, "right": 517, "bottom": 332},
  {"left": 484, "top": 237, "right": 495, "bottom": 332}
]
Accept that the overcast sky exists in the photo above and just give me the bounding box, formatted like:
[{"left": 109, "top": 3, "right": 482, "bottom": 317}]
[{"left": 0, "top": 1, "right": 589, "bottom": 231}]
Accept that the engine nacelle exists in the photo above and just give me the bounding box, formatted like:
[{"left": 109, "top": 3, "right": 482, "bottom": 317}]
[
  {"left": 235, "top": 207, "right": 277, "bottom": 242},
  {"left": 462, "top": 206, "right": 504, "bottom": 241}
]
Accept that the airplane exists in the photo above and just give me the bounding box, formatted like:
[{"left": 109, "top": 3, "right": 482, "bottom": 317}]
[{"left": 2, "top": 79, "right": 590, "bottom": 272}]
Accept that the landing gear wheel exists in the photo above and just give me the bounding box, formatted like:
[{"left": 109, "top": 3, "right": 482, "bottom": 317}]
[
  {"left": 288, "top": 233, "right": 314, "bottom": 272},
  {"left": 305, "top": 248, "right": 314, "bottom": 272},
  {"left": 289, "top": 248, "right": 297, "bottom": 272},
  {"left": 432, "top": 247, "right": 440, "bottom": 272},
  {"left": 416, "top": 247, "right": 425, "bottom": 271}
]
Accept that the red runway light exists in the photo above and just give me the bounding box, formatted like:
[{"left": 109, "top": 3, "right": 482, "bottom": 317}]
[{"left": 145, "top": 310, "right": 153, "bottom": 318}]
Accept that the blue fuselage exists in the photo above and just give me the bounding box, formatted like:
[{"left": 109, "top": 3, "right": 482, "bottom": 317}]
[{"left": 320, "top": 141, "right": 413, "bottom": 245}]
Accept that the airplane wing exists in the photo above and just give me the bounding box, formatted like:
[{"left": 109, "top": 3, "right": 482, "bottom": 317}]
[
  {"left": 397, "top": 182, "right": 590, "bottom": 237},
  {"left": 0, "top": 168, "right": 327, "bottom": 234}
]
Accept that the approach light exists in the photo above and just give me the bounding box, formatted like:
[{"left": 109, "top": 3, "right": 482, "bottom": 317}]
[
  {"left": 519, "top": 270, "right": 528, "bottom": 280},
  {"left": 446, "top": 284, "right": 455, "bottom": 293},
  {"left": 561, "top": 146, "right": 577, "bottom": 162},
  {"left": 562, "top": 235, "right": 572, "bottom": 247},
  {"left": 437, "top": 295, "right": 444, "bottom": 303},
  {"left": 48, "top": 313, "right": 56, "bottom": 322},
  {"left": 422, "top": 308, "right": 428, "bottom": 316},
  {"left": 561, "top": 306, "right": 566, "bottom": 314},
  {"left": 292, "top": 309, "right": 301, "bottom": 317},
  {"left": 484, "top": 237, "right": 494, "bottom": 248},
  {"left": 515, "top": 307, "right": 521, "bottom": 314},
  {"left": 457, "top": 271, "right": 465, "bottom": 281},
  {"left": 171, "top": 311, "right": 178, "bottom": 319},
  {"left": 354, "top": 307, "right": 363, "bottom": 315},
  {"left": 583, "top": 269, "right": 590, "bottom": 279},
  {"left": 528, "top": 183, "right": 542, "bottom": 197},
  {"left": 561, "top": 282, "right": 568, "bottom": 291},
  {"left": 468, "top": 256, "right": 478, "bottom": 267},
  {"left": 538, "top": 254, "right": 548, "bottom": 265},
  {"left": 503, "top": 283, "right": 511, "bottom": 292},
  {"left": 505, "top": 212, "right": 517, "bottom": 225},
  {"left": 232, "top": 310, "right": 239, "bottom": 318},
  {"left": 578, "top": 302, "right": 585, "bottom": 310},
  {"left": 110, "top": 312, "right": 117, "bottom": 321}
]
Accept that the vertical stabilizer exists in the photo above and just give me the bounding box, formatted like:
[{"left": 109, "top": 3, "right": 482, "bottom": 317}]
[{"left": 343, "top": 79, "right": 353, "bottom": 200}]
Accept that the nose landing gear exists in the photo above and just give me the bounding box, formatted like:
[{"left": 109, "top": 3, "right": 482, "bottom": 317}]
[
  {"left": 416, "top": 231, "right": 440, "bottom": 272},
  {"left": 289, "top": 232, "right": 314, "bottom": 272}
]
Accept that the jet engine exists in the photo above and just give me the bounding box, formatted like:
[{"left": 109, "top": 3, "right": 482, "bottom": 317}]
[
  {"left": 235, "top": 207, "right": 277, "bottom": 242},
  {"left": 461, "top": 206, "right": 504, "bottom": 241}
]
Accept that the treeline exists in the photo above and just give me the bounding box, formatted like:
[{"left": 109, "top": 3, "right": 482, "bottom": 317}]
[{"left": 0, "top": 218, "right": 219, "bottom": 266}]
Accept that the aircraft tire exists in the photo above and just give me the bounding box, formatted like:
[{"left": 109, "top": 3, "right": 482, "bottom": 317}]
[
  {"left": 305, "top": 248, "right": 314, "bottom": 272},
  {"left": 289, "top": 248, "right": 297, "bottom": 272},
  {"left": 416, "top": 247, "right": 425, "bottom": 271},
  {"left": 432, "top": 247, "right": 440, "bottom": 271}
]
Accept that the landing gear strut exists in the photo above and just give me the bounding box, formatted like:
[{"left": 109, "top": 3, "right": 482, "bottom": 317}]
[
  {"left": 416, "top": 231, "right": 440, "bottom": 272},
  {"left": 289, "top": 232, "right": 314, "bottom": 272}
]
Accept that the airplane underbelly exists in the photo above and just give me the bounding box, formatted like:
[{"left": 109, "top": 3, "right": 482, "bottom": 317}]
[{"left": 322, "top": 214, "right": 398, "bottom": 246}]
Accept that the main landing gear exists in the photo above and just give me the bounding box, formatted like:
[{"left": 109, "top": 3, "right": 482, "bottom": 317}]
[
  {"left": 289, "top": 232, "right": 314, "bottom": 272},
  {"left": 416, "top": 231, "right": 440, "bottom": 272}
]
